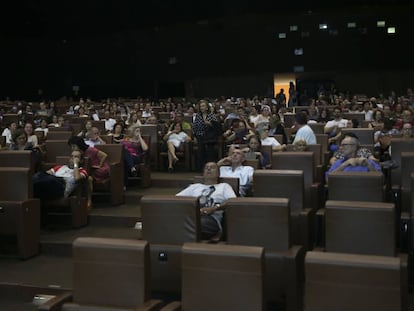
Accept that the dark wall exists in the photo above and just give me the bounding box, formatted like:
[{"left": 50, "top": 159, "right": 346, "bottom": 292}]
[{"left": 0, "top": 4, "right": 412, "bottom": 100}]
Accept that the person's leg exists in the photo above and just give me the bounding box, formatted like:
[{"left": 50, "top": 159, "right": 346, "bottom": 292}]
[
  {"left": 87, "top": 176, "right": 93, "bottom": 210},
  {"left": 200, "top": 215, "right": 220, "bottom": 240},
  {"left": 33, "top": 173, "right": 65, "bottom": 200},
  {"left": 167, "top": 141, "right": 177, "bottom": 169},
  {"left": 197, "top": 141, "right": 206, "bottom": 172},
  {"left": 123, "top": 149, "right": 136, "bottom": 186}
]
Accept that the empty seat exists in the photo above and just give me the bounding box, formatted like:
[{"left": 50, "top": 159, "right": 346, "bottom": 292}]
[
  {"left": 327, "top": 171, "right": 384, "bottom": 202},
  {"left": 324, "top": 200, "right": 396, "bottom": 256},
  {"left": 0, "top": 167, "right": 40, "bottom": 258},
  {"left": 305, "top": 251, "right": 404, "bottom": 311},
  {"left": 271, "top": 151, "right": 323, "bottom": 210},
  {"left": 141, "top": 195, "right": 201, "bottom": 295},
  {"left": 253, "top": 169, "right": 314, "bottom": 250},
  {"left": 0, "top": 150, "right": 34, "bottom": 173},
  {"left": 341, "top": 128, "right": 375, "bottom": 145},
  {"left": 162, "top": 242, "right": 265, "bottom": 311},
  {"left": 390, "top": 138, "right": 414, "bottom": 188},
  {"left": 225, "top": 197, "right": 305, "bottom": 311},
  {"left": 46, "top": 131, "right": 73, "bottom": 141},
  {"left": 60, "top": 237, "right": 162, "bottom": 311}
]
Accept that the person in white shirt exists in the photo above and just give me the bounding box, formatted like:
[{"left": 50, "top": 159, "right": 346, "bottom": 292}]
[
  {"left": 363, "top": 102, "right": 373, "bottom": 121},
  {"left": 84, "top": 127, "right": 106, "bottom": 147},
  {"left": 293, "top": 112, "right": 317, "bottom": 145},
  {"left": 163, "top": 121, "right": 191, "bottom": 172},
  {"left": 102, "top": 110, "right": 116, "bottom": 133},
  {"left": 324, "top": 107, "right": 348, "bottom": 144},
  {"left": 176, "top": 162, "right": 236, "bottom": 240},
  {"left": 257, "top": 123, "right": 286, "bottom": 151},
  {"left": 217, "top": 147, "right": 254, "bottom": 197},
  {"left": 1, "top": 121, "right": 17, "bottom": 145}
]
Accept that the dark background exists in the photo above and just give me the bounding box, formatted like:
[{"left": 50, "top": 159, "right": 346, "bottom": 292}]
[{"left": 0, "top": 1, "right": 413, "bottom": 100}]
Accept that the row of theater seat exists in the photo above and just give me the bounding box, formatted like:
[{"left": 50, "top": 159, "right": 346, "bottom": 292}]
[{"left": 40, "top": 193, "right": 407, "bottom": 310}]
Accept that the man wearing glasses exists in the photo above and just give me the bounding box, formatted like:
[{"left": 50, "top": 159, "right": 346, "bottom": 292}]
[{"left": 327, "top": 133, "right": 381, "bottom": 177}]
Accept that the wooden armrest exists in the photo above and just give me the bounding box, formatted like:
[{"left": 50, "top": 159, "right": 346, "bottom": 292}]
[
  {"left": 160, "top": 301, "right": 181, "bottom": 311},
  {"left": 38, "top": 292, "right": 72, "bottom": 311}
]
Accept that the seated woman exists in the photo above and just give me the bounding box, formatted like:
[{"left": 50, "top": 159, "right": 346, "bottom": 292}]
[
  {"left": 108, "top": 122, "right": 126, "bottom": 144},
  {"left": 121, "top": 124, "right": 149, "bottom": 184},
  {"left": 241, "top": 135, "right": 270, "bottom": 169},
  {"left": 24, "top": 121, "right": 39, "bottom": 147},
  {"left": 33, "top": 150, "right": 88, "bottom": 200},
  {"left": 77, "top": 120, "right": 93, "bottom": 138},
  {"left": 68, "top": 136, "right": 110, "bottom": 209},
  {"left": 9, "top": 128, "right": 43, "bottom": 171},
  {"left": 163, "top": 121, "right": 191, "bottom": 172},
  {"left": 34, "top": 118, "right": 49, "bottom": 138}
]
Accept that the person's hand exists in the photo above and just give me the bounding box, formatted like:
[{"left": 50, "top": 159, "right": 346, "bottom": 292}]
[
  {"left": 204, "top": 120, "right": 211, "bottom": 126},
  {"left": 200, "top": 207, "right": 216, "bottom": 215},
  {"left": 281, "top": 144, "right": 287, "bottom": 151},
  {"left": 73, "top": 157, "right": 80, "bottom": 165}
]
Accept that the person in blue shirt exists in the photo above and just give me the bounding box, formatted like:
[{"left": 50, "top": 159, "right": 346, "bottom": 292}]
[{"left": 327, "top": 132, "right": 381, "bottom": 179}]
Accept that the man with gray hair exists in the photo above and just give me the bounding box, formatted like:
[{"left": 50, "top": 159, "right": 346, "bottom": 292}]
[{"left": 327, "top": 133, "right": 381, "bottom": 179}]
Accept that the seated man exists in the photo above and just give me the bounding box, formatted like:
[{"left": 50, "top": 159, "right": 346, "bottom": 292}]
[
  {"left": 176, "top": 162, "right": 236, "bottom": 240},
  {"left": 327, "top": 132, "right": 381, "bottom": 179},
  {"left": 217, "top": 147, "right": 254, "bottom": 196},
  {"left": 33, "top": 150, "right": 88, "bottom": 200}
]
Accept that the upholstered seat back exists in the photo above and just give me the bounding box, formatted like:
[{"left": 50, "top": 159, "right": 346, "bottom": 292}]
[
  {"left": 182, "top": 243, "right": 265, "bottom": 311},
  {"left": 72, "top": 237, "right": 151, "bottom": 309},
  {"left": 325, "top": 200, "right": 396, "bottom": 256},
  {"left": 305, "top": 251, "right": 402, "bottom": 311},
  {"left": 226, "top": 197, "right": 291, "bottom": 251}
]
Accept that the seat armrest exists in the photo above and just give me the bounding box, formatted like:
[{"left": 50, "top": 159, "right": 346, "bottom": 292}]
[
  {"left": 315, "top": 208, "right": 326, "bottom": 247},
  {"left": 280, "top": 245, "right": 306, "bottom": 311},
  {"left": 160, "top": 301, "right": 181, "bottom": 311},
  {"left": 38, "top": 292, "right": 72, "bottom": 311},
  {"left": 62, "top": 299, "right": 163, "bottom": 311},
  {"left": 400, "top": 212, "right": 410, "bottom": 253},
  {"left": 299, "top": 208, "right": 316, "bottom": 250},
  {"left": 399, "top": 253, "right": 409, "bottom": 311},
  {"left": 136, "top": 299, "right": 164, "bottom": 311},
  {"left": 108, "top": 161, "right": 124, "bottom": 205},
  {"left": 310, "top": 182, "right": 323, "bottom": 211},
  {"left": 315, "top": 164, "right": 326, "bottom": 185}
]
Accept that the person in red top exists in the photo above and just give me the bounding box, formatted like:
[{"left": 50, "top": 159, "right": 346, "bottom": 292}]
[
  {"left": 33, "top": 150, "right": 88, "bottom": 201},
  {"left": 68, "top": 136, "right": 110, "bottom": 209}
]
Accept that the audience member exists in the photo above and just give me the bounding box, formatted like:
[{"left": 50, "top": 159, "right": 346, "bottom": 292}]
[
  {"left": 217, "top": 147, "right": 254, "bottom": 196},
  {"left": 121, "top": 124, "right": 149, "bottom": 183},
  {"left": 163, "top": 121, "right": 191, "bottom": 172},
  {"left": 327, "top": 133, "right": 381, "bottom": 179},
  {"left": 84, "top": 127, "right": 106, "bottom": 147},
  {"left": 292, "top": 111, "right": 317, "bottom": 145},
  {"left": 68, "top": 136, "right": 110, "bottom": 209},
  {"left": 192, "top": 99, "right": 221, "bottom": 171},
  {"left": 33, "top": 150, "right": 88, "bottom": 200},
  {"left": 176, "top": 162, "right": 236, "bottom": 240}
]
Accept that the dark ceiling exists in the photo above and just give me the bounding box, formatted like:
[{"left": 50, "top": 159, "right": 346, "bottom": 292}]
[{"left": 0, "top": 0, "right": 410, "bottom": 39}]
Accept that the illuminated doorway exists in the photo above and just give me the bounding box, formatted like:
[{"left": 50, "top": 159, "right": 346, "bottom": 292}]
[{"left": 273, "top": 73, "right": 296, "bottom": 106}]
